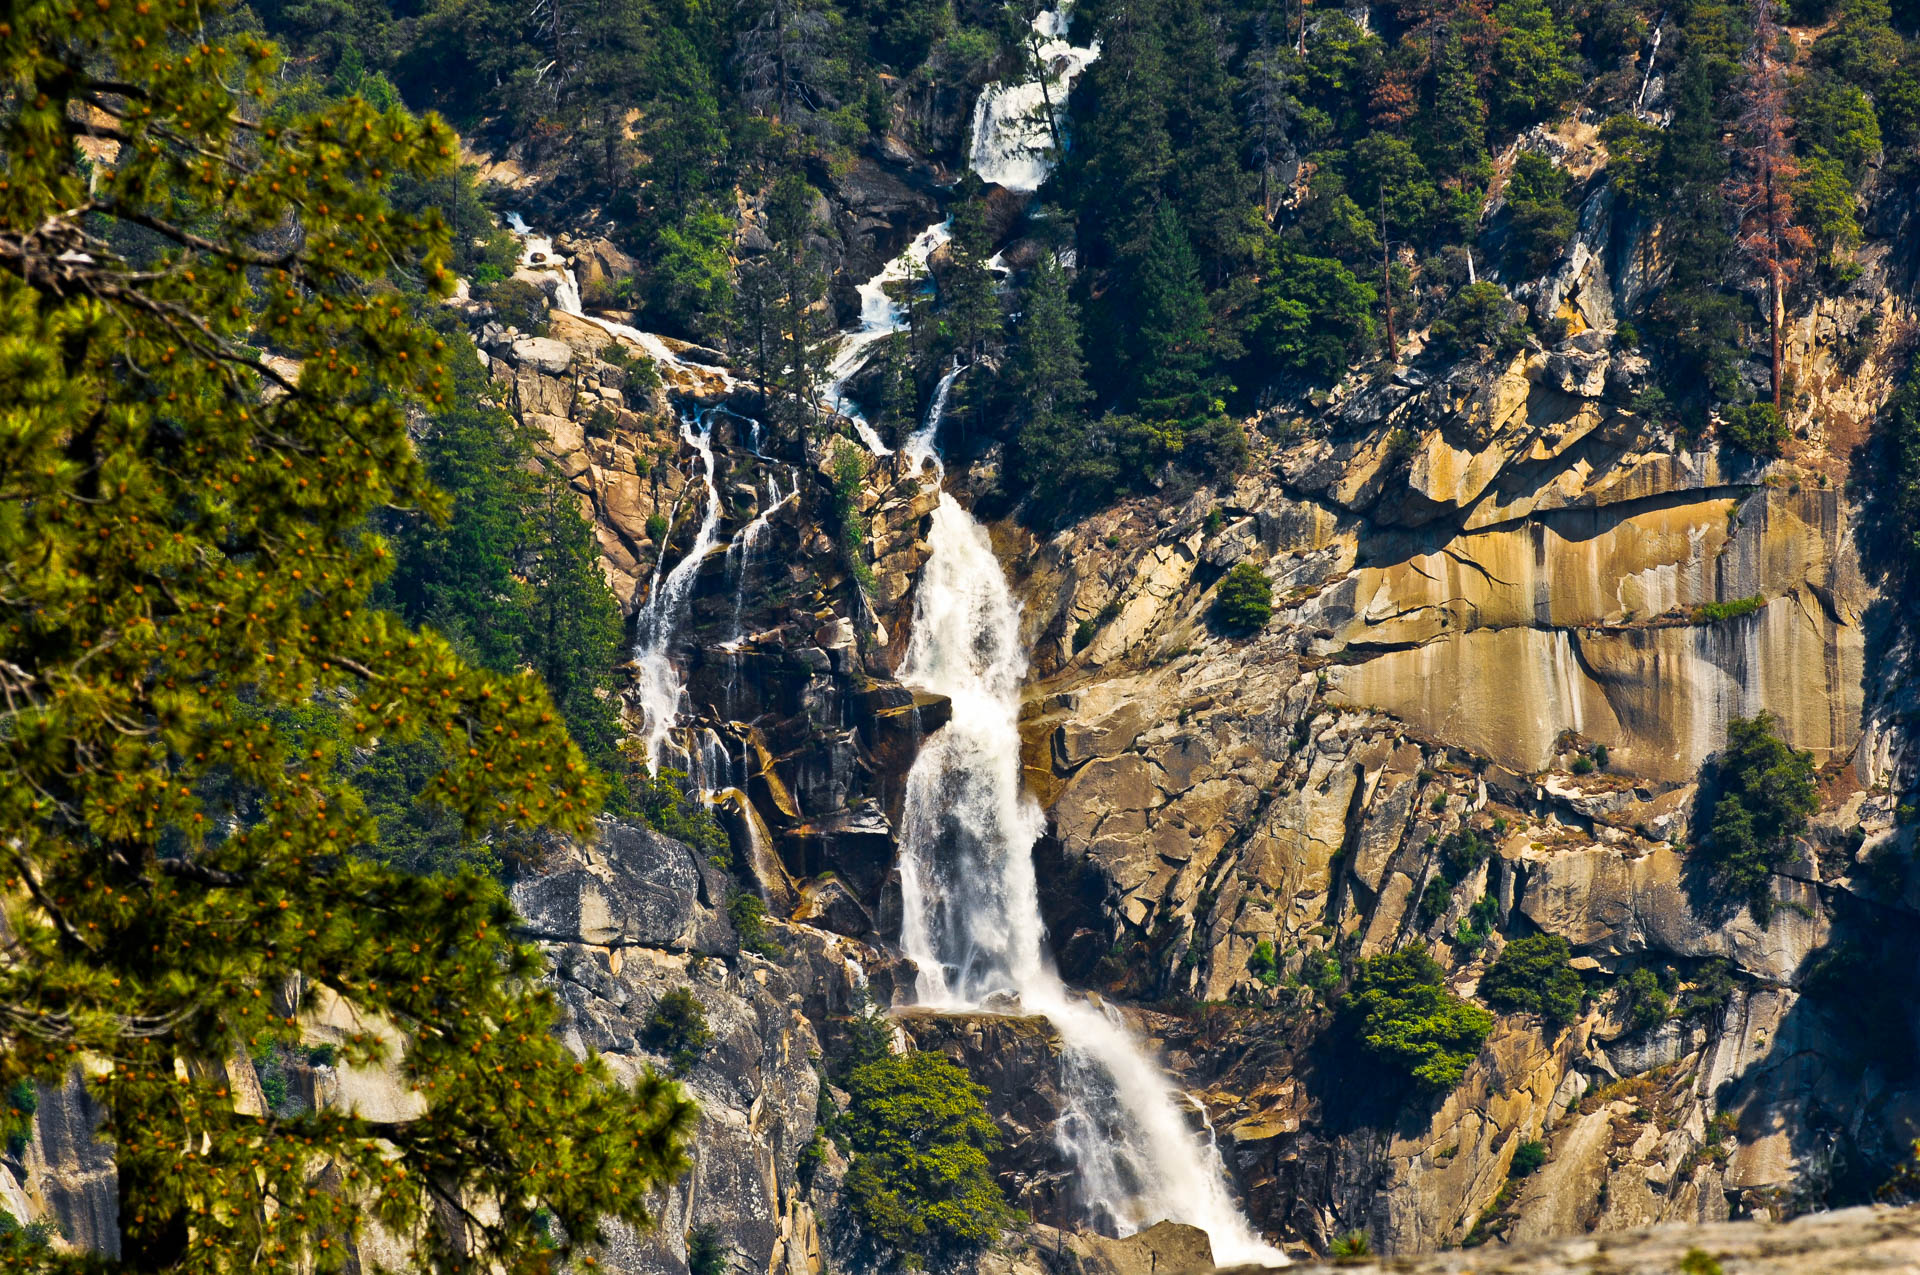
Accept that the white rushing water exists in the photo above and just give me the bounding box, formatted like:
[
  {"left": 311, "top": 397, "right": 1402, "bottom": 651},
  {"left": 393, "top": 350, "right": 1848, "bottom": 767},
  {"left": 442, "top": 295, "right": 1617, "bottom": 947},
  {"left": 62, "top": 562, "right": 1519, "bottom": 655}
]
[
  {"left": 895, "top": 499, "right": 1284, "bottom": 1264},
  {"left": 823, "top": 219, "right": 952, "bottom": 453},
  {"left": 901, "top": 362, "right": 965, "bottom": 476},
  {"left": 968, "top": 5, "right": 1100, "bottom": 192},
  {"left": 633, "top": 411, "right": 723, "bottom": 771}
]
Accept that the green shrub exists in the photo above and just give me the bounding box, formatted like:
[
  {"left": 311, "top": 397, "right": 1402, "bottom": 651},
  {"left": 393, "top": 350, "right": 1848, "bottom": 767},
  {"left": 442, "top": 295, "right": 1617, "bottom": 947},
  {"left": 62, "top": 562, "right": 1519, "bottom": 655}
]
[
  {"left": 1680, "top": 1249, "right": 1724, "bottom": 1275},
  {"left": 1431, "top": 282, "right": 1527, "bottom": 357},
  {"left": 254, "top": 1052, "right": 291, "bottom": 1113},
  {"left": 2, "top": 1080, "right": 36, "bottom": 1158},
  {"left": 644, "top": 987, "right": 716, "bottom": 1075},
  {"left": 1482, "top": 933, "right": 1584, "bottom": 1027},
  {"left": 1453, "top": 893, "right": 1498, "bottom": 950},
  {"left": 1419, "top": 874, "right": 1455, "bottom": 927},
  {"left": 1509, "top": 1138, "right": 1547, "bottom": 1176},
  {"left": 1248, "top": 940, "right": 1281, "bottom": 987},
  {"left": 1214, "top": 562, "right": 1273, "bottom": 633},
  {"left": 473, "top": 276, "right": 549, "bottom": 335},
  {"left": 1622, "top": 966, "right": 1673, "bottom": 1029},
  {"left": 1691, "top": 594, "right": 1766, "bottom": 624},
  {"left": 727, "top": 890, "right": 783, "bottom": 958},
  {"left": 687, "top": 1222, "right": 727, "bottom": 1275},
  {"left": 1675, "top": 957, "right": 1738, "bottom": 1019},
  {"left": 1698, "top": 712, "right": 1819, "bottom": 918},
  {"left": 645, "top": 512, "right": 669, "bottom": 544},
  {"left": 1073, "top": 618, "right": 1097, "bottom": 652},
  {"left": 1342, "top": 949, "right": 1493, "bottom": 1093},
  {"left": 840, "top": 1052, "right": 1019, "bottom": 1259},
  {"left": 1571, "top": 755, "right": 1595, "bottom": 775},
  {"left": 1720, "top": 402, "right": 1788, "bottom": 456},
  {"left": 1329, "top": 1229, "right": 1373, "bottom": 1261},
  {"left": 1299, "top": 950, "right": 1342, "bottom": 998},
  {"left": 631, "top": 765, "right": 729, "bottom": 860}
]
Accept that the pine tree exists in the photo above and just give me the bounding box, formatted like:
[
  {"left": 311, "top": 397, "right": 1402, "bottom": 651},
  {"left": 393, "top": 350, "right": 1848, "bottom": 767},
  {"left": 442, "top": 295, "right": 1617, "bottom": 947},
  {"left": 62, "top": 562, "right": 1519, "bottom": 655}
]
[
  {"left": 763, "top": 173, "right": 832, "bottom": 434},
  {"left": 1132, "top": 205, "right": 1222, "bottom": 429},
  {"left": 524, "top": 475, "right": 628, "bottom": 778},
  {"left": 1163, "top": 0, "right": 1258, "bottom": 278},
  {"left": 944, "top": 181, "right": 1002, "bottom": 364},
  {"left": 1242, "top": 16, "right": 1297, "bottom": 218},
  {"left": 0, "top": 5, "right": 695, "bottom": 1270},
  {"left": 1655, "top": 41, "right": 1744, "bottom": 407},
  {"left": 1065, "top": 0, "right": 1174, "bottom": 263},
  {"left": 1425, "top": 31, "right": 1489, "bottom": 181}
]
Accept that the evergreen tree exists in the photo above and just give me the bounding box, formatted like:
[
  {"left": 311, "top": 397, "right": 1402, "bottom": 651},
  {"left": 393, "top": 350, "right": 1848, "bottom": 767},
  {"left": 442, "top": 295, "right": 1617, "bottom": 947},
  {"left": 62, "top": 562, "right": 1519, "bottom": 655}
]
[
  {"left": 1424, "top": 32, "right": 1489, "bottom": 181},
  {"left": 1730, "top": 0, "right": 1812, "bottom": 411},
  {"left": 1066, "top": 0, "right": 1174, "bottom": 263},
  {"left": 1243, "top": 15, "right": 1299, "bottom": 217},
  {"left": 524, "top": 476, "right": 628, "bottom": 778},
  {"left": 944, "top": 181, "right": 1002, "bottom": 364},
  {"left": 763, "top": 173, "right": 833, "bottom": 434},
  {"left": 1653, "top": 46, "right": 1742, "bottom": 408},
  {"left": 1163, "top": 0, "right": 1258, "bottom": 278},
  {"left": 1132, "top": 205, "right": 1222, "bottom": 427},
  {"left": 1007, "top": 255, "right": 1100, "bottom": 508},
  {"left": 0, "top": 5, "right": 695, "bottom": 1272},
  {"left": 1489, "top": 0, "right": 1581, "bottom": 132}
]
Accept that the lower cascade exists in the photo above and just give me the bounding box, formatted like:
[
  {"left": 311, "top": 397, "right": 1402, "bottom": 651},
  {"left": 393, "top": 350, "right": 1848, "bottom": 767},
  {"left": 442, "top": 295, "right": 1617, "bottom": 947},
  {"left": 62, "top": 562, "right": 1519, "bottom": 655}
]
[{"left": 896, "top": 493, "right": 1286, "bottom": 1267}]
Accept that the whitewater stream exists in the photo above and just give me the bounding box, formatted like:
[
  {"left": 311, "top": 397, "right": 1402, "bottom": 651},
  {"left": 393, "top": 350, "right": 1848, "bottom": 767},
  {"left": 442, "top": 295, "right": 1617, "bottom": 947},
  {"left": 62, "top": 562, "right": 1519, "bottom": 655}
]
[{"left": 895, "top": 434, "right": 1281, "bottom": 1260}]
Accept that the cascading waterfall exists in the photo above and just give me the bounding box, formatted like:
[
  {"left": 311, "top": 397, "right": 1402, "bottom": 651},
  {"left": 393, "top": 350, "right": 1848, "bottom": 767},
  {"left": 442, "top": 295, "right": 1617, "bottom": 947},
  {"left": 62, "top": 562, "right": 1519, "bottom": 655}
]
[
  {"left": 901, "top": 362, "right": 965, "bottom": 475},
  {"left": 895, "top": 501, "right": 1285, "bottom": 1265},
  {"left": 967, "top": 4, "right": 1100, "bottom": 192},
  {"left": 823, "top": 219, "right": 952, "bottom": 453},
  {"left": 726, "top": 473, "right": 797, "bottom": 646},
  {"left": 633, "top": 411, "right": 723, "bottom": 771}
]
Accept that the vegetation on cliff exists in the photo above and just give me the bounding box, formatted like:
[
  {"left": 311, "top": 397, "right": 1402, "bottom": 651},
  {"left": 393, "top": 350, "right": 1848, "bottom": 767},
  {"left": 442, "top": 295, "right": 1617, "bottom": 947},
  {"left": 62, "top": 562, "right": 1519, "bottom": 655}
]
[
  {"left": 839, "top": 1052, "right": 1020, "bottom": 1260},
  {"left": 1342, "top": 950, "right": 1494, "bottom": 1093},
  {"left": 0, "top": 3, "right": 695, "bottom": 1268},
  {"left": 1699, "top": 713, "right": 1820, "bottom": 919}
]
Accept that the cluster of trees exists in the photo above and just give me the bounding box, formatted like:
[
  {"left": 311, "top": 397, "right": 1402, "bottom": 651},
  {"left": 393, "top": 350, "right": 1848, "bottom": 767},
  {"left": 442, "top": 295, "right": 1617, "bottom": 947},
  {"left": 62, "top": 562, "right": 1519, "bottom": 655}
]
[{"left": 0, "top": 2, "right": 702, "bottom": 1268}]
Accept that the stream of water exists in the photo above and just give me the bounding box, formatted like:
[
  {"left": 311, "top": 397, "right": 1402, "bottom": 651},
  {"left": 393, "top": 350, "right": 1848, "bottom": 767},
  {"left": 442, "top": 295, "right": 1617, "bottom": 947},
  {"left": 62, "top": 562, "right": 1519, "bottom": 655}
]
[
  {"left": 632, "top": 411, "right": 722, "bottom": 771},
  {"left": 823, "top": 219, "right": 952, "bottom": 453}
]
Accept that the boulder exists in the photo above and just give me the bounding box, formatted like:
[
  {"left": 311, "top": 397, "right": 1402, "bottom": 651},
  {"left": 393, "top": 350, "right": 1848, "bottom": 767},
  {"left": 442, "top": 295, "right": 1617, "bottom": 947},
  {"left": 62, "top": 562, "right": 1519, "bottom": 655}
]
[{"left": 508, "top": 335, "right": 573, "bottom": 375}]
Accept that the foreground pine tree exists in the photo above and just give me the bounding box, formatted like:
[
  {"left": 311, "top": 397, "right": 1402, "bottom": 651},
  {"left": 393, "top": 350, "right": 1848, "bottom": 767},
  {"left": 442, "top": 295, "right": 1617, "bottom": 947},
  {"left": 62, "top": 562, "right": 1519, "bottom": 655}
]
[{"left": 0, "top": 3, "right": 693, "bottom": 1270}]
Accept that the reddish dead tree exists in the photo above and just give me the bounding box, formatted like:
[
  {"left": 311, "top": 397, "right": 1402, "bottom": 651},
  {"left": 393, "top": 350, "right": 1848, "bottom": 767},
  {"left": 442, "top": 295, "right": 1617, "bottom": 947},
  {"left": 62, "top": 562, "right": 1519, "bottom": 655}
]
[{"left": 1728, "top": 0, "right": 1812, "bottom": 411}]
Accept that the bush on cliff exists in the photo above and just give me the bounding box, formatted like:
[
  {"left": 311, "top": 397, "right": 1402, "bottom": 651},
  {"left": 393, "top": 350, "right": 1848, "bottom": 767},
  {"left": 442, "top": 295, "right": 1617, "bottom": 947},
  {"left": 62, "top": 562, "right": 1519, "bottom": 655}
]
[
  {"left": 841, "top": 1051, "right": 1019, "bottom": 1260},
  {"left": 1341, "top": 949, "right": 1493, "bottom": 1093},
  {"left": 1481, "top": 934, "right": 1585, "bottom": 1028},
  {"left": 1214, "top": 561, "right": 1275, "bottom": 633},
  {"left": 1698, "top": 712, "right": 1819, "bottom": 919}
]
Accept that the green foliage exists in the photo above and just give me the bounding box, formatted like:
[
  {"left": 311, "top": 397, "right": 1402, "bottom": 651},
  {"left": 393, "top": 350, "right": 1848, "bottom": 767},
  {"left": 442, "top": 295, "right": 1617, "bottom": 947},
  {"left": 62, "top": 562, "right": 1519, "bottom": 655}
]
[
  {"left": 1676, "top": 957, "right": 1739, "bottom": 1019},
  {"left": 645, "top": 988, "right": 717, "bottom": 1076},
  {"left": 1489, "top": 0, "right": 1581, "bottom": 132},
  {"left": 840, "top": 1052, "right": 1019, "bottom": 1259},
  {"left": 2, "top": 1081, "right": 37, "bottom": 1159},
  {"left": 1419, "top": 875, "right": 1455, "bottom": 927},
  {"left": 1622, "top": 966, "right": 1673, "bottom": 1029},
  {"left": 1794, "top": 152, "right": 1864, "bottom": 268},
  {"left": 1215, "top": 562, "right": 1275, "bottom": 633},
  {"left": 1881, "top": 360, "right": 1920, "bottom": 576},
  {"left": 475, "top": 276, "right": 551, "bottom": 334},
  {"left": 1074, "top": 620, "right": 1098, "bottom": 652},
  {"left": 629, "top": 762, "right": 730, "bottom": 861},
  {"left": 1691, "top": 594, "right": 1767, "bottom": 624},
  {"left": 1482, "top": 934, "right": 1584, "bottom": 1027},
  {"left": 1600, "top": 114, "right": 1662, "bottom": 207},
  {"left": 1699, "top": 713, "right": 1820, "bottom": 918},
  {"left": 1680, "top": 1248, "right": 1725, "bottom": 1275},
  {"left": 1453, "top": 893, "right": 1499, "bottom": 950},
  {"left": 1431, "top": 283, "right": 1527, "bottom": 357},
  {"left": 1251, "top": 242, "right": 1377, "bottom": 384},
  {"left": 1509, "top": 1139, "right": 1548, "bottom": 1176},
  {"left": 1329, "top": 1229, "right": 1373, "bottom": 1261},
  {"left": 1342, "top": 949, "right": 1493, "bottom": 1093},
  {"left": 1248, "top": 940, "right": 1282, "bottom": 987},
  {"left": 1720, "top": 403, "right": 1788, "bottom": 456},
  {"left": 0, "top": 5, "right": 698, "bottom": 1269},
  {"left": 1504, "top": 153, "right": 1578, "bottom": 276},
  {"left": 729, "top": 890, "right": 784, "bottom": 958},
  {"left": 687, "top": 1223, "right": 729, "bottom": 1275}
]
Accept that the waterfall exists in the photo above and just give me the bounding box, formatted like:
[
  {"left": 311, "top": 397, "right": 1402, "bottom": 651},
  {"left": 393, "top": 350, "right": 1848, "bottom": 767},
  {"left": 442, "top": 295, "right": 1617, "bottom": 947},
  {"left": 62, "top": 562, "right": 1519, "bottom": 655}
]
[
  {"left": 967, "top": 4, "right": 1100, "bottom": 192},
  {"left": 894, "top": 496, "right": 1285, "bottom": 1266},
  {"left": 634, "top": 411, "right": 724, "bottom": 772},
  {"left": 901, "top": 363, "right": 965, "bottom": 476},
  {"left": 823, "top": 220, "right": 953, "bottom": 453},
  {"left": 726, "top": 473, "right": 797, "bottom": 648}
]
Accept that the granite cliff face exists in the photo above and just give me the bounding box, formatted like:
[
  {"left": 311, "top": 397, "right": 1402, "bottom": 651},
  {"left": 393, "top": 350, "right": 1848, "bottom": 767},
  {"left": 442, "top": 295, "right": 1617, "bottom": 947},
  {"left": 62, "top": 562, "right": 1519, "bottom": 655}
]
[{"left": 429, "top": 161, "right": 1919, "bottom": 1267}]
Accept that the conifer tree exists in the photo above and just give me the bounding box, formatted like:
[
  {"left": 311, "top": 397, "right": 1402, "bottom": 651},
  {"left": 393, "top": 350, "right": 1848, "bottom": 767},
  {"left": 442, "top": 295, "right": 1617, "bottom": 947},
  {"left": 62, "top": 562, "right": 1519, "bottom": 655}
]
[
  {"left": 1132, "top": 206, "right": 1222, "bottom": 429},
  {"left": 1163, "top": 0, "right": 1258, "bottom": 279},
  {"left": 1066, "top": 0, "right": 1174, "bottom": 263},
  {"left": 0, "top": 5, "right": 695, "bottom": 1271},
  {"left": 1007, "top": 254, "right": 1109, "bottom": 512}
]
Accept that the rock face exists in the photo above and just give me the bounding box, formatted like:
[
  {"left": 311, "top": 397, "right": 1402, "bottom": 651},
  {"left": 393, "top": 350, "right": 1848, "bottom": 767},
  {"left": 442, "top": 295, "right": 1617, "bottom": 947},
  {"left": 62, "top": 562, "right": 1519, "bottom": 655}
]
[{"left": 1274, "top": 1204, "right": 1920, "bottom": 1275}]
